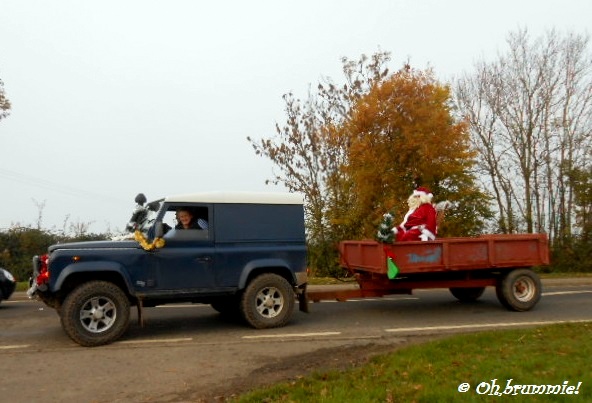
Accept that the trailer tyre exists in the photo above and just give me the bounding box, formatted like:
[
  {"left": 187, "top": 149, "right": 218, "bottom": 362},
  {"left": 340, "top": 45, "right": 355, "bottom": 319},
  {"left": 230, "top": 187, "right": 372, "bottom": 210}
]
[
  {"left": 496, "top": 269, "right": 541, "bottom": 311},
  {"left": 60, "top": 281, "right": 130, "bottom": 347},
  {"left": 241, "top": 273, "right": 295, "bottom": 329},
  {"left": 449, "top": 287, "right": 486, "bottom": 302}
]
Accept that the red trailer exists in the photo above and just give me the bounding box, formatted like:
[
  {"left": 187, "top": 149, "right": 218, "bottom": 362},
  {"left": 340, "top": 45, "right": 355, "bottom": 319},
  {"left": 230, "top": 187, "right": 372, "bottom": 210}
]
[{"left": 305, "top": 234, "right": 550, "bottom": 311}]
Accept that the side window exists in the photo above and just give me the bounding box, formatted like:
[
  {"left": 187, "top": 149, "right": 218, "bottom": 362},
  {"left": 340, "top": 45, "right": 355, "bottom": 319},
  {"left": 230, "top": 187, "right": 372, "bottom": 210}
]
[{"left": 162, "top": 205, "right": 209, "bottom": 240}]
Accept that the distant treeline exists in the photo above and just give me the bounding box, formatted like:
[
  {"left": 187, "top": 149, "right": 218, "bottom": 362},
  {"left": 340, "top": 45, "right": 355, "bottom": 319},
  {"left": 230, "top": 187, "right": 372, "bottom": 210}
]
[
  {"left": 0, "top": 226, "right": 589, "bottom": 283},
  {"left": 0, "top": 227, "right": 107, "bottom": 282}
]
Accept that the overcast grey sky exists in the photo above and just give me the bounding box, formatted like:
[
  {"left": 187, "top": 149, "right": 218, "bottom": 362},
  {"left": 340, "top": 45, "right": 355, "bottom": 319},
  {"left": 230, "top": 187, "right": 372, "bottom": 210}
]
[{"left": 1, "top": 0, "right": 590, "bottom": 234}]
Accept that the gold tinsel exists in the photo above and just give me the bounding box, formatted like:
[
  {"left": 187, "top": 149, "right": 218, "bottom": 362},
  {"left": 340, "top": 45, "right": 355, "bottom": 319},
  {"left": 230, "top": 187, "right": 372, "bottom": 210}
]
[{"left": 134, "top": 230, "right": 165, "bottom": 251}]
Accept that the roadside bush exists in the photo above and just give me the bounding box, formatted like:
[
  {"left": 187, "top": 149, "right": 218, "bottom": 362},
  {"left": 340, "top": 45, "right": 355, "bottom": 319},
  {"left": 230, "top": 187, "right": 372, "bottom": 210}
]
[
  {"left": 0, "top": 227, "right": 107, "bottom": 282},
  {"left": 550, "top": 235, "right": 592, "bottom": 273},
  {"left": 307, "top": 241, "right": 347, "bottom": 278}
]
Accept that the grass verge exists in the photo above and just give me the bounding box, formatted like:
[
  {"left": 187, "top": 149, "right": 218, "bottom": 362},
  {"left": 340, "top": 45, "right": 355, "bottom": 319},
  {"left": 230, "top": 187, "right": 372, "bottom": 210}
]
[{"left": 235, "top": 323, "right": 591, "bottom": 402}]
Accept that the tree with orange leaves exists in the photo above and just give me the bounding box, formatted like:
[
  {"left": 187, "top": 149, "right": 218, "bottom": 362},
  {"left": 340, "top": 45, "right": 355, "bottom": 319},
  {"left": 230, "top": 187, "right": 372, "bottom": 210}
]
[
  {"left": 250, "top": 53, "right": 491, "bottom": 275},
  {"left": 333, "top": 66, "right": 490, "bottom": 240}
]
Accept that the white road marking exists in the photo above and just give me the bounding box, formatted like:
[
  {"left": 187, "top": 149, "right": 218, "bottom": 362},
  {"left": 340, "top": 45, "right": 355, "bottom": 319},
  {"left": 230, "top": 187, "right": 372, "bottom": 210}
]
[
  {"left": 383, "top": 297, "right": 420, "bottom": 301},
  {"left": 0, "top": 345, "right": 30, "bottom": 350},
  {"left": 155, "top": 304, "right": 209, "bottom": 308},
  {"left": 242, "top": 332, "right": 341, "bottom": 339},
  {"left": 320, "top": 297, "right": 419, "bottom": 303},
  {"left": 384, "top": 319, "right": 592, "bottom": 333},
  {"left": 543, "top": 290, "right": 592, "bottom": 296},
  {"left": 117, "top": 337, "right": 193, "bottom": 344}
]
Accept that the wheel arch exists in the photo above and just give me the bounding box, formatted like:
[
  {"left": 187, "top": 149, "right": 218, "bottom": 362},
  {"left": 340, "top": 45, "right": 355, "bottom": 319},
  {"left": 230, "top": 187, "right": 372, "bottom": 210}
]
[
  {"left": 238, "top": 259, "right": 295, "bottom": 290},
  {"left": 53, "top": 262, "right": 135, "bottom": 302}
]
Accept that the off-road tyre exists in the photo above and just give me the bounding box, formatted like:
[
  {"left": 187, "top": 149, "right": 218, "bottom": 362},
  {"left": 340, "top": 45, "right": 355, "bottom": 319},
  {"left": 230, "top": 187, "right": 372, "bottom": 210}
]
[
  {"left": 496, "top": 269, "right": 541, "bottom": 311},
  {"left": 449, "top": 287, "right": 486, "bottom": 302},
  {"left": 240, "top": 273, "right": 295, "bottom": 329},
  {"left": 60, "top": 281, "right": 130, "bottom": 347}
]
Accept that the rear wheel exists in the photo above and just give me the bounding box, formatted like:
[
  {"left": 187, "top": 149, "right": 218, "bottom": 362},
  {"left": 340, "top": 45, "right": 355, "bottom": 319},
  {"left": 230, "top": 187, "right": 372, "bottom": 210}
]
[
  {"left": 496, "top": 269, "right": 541, "bottom": 311},
  {"left": 449, "top": 287, "right": 486, "bottom": 302},
  {"left": 61, "top": 281, "right": 130, "bottom": 347},
  {"left": 241, "top": 273, "right": 295, "bottom": 329}
]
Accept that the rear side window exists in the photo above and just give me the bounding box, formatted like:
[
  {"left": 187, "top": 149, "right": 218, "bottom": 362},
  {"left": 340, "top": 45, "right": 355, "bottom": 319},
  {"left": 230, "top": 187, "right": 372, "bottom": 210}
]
[{"left": 214, "top": 203, "right": 305, "bottom": 242}]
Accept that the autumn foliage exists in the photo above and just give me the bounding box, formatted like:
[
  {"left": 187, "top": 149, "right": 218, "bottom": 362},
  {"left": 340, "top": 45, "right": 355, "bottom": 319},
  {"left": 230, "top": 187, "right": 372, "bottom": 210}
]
[
  {"left": 332, "top": 68, "right": 485, "bottom": 239},
  {"left": 250, "top": 53, "right": 490, "bottom": 275}
]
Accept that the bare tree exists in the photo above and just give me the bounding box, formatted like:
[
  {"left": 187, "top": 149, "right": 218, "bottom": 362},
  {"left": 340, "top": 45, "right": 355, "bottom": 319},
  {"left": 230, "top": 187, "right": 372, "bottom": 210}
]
[
  {"left": 248, "top": 52, "right": 391, "bottom": 246},
  {"left": 0, "top": 78, "right": 10, "bottom": 121},
  {"left": 32, "top": 198, "right": 46, "bottom": 230},
  {"left": 69, "top": 219, "right": 94, "bottom": 238},
  {"left": 455, "top": 28, "right": 592, "bottom": 242}
]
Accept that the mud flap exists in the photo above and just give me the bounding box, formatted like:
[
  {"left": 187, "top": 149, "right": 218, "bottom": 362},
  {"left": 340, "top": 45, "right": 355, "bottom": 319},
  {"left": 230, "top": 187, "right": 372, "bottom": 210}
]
[
  {"left": 137, "top": 298, "right": 145, "bottom": 327},
  {"left": 297, "top": 284, "right": 309, "bottom": 313}
]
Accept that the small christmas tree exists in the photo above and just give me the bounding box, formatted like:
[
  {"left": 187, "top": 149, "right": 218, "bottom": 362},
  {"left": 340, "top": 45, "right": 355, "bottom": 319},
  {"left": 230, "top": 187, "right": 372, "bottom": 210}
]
[
  {"left": 376, "top": 212, "right": 400, "bottom": 279},
  {"left": 376, "top": 212, "right": 394, "bottom": 243}
]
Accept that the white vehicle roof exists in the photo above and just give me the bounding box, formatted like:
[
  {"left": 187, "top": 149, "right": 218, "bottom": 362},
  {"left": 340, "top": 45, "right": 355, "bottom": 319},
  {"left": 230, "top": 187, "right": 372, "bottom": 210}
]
[{"left": 163, "top": 191, "right": 304, "bottom": 205}]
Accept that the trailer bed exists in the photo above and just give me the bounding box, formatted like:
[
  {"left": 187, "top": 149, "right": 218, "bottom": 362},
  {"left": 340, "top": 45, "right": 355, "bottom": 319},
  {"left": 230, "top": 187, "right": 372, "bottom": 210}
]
[
  {"left": 304, "top": 233, "right": 550, "bottom": 312},
  {"left": 339, "top": 234, "right": 549, "bottom": 275}
]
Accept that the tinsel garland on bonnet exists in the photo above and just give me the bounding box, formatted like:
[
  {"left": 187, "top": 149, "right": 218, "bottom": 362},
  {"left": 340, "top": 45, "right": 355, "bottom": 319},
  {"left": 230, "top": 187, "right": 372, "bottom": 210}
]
[{"left": 134, "top": 230, "right": 165, "bottom": 251}]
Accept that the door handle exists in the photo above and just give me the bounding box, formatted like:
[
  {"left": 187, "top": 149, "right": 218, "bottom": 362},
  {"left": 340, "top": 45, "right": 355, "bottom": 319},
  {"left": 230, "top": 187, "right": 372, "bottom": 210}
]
[{"left": 196, "top": 256, "right": 212, "bottom": 262}]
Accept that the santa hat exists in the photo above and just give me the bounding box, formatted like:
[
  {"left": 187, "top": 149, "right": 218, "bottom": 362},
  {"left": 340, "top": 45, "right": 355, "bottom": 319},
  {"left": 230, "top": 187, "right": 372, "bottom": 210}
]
[{"left": 413, "top": 186, "right": 433, "bottom": 199}]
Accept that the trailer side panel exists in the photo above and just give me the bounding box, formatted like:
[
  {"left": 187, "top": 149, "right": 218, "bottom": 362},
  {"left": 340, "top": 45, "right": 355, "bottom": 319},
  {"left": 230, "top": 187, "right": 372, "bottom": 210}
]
[{"left": 339, "top": 234, "right": 549, "bottom": 275}]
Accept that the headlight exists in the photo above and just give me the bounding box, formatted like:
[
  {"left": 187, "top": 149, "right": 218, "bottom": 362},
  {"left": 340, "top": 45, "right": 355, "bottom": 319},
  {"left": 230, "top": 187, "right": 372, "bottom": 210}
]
[{"left": 1, "top": 268, "right": 15, "bottom": 283}]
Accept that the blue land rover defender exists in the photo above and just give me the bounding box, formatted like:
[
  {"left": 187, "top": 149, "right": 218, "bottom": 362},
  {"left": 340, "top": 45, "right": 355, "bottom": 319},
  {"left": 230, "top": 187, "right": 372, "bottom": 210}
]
[{"left": 28, "top": 192, "right": 308, "bottom": 346}]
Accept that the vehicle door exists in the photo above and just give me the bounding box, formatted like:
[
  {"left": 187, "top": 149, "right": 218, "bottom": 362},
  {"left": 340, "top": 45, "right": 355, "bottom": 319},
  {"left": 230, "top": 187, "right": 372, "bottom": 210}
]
[{"left": 153, "top": 203, "right": 215, "bottom": 291}]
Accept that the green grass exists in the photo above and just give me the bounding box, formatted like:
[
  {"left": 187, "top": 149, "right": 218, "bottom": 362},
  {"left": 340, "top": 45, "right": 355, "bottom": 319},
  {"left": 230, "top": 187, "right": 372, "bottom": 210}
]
[
  {"left": 307, "top": 277, "right": 358, "bottom": 285},
  {"left": 235, "top": 323, "right": 591, "bottom": 402},
  {"left": 16, "top": 281, "right": 29, "bottom": 292}
]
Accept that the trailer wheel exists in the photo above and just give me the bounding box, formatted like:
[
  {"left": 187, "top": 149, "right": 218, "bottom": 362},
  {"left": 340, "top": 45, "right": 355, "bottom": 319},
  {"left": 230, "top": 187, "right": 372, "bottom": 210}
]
[
  {"left": 241, "top": 273, "right": 295, "bottom": 329},
  {"left": 496, "top": 269, "right": 541, "bottom": 311},
  {"left": 449, "top": 287, "right": 486, "bottom": 302},
  {"left": 60, "top": 281, "right": 130, "bottom": 347}
]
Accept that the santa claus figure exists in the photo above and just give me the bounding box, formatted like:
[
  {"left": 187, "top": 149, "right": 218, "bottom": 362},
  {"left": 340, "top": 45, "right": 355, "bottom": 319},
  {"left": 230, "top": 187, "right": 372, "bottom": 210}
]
[{"left": 392, "top": 187, "right": 437, "bottom": 242}]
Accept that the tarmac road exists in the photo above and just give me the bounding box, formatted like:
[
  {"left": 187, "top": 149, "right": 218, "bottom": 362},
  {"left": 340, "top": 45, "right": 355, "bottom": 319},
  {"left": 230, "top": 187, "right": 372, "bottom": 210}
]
[{"left": 1, "top": 278, "right": 591, "bottom": 402}]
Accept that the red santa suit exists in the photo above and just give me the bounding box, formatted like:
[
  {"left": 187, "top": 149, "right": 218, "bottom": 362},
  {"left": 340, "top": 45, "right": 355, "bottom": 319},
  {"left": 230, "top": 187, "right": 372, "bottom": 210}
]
[{"left": 393, "top": 187, "right": 437, "bottom": 242}]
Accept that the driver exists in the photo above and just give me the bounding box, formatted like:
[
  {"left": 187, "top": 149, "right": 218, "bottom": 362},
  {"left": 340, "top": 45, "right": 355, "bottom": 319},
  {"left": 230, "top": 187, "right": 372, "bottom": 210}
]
[{"left": 175, "top": 208, "right": 208, "bottom": 230}]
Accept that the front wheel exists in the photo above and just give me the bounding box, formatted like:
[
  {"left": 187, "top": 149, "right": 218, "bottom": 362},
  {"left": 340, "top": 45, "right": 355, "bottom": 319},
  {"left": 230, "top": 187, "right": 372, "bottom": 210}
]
[
  {"left": 496, "top": 269, "right": 541, "bottom": 311},
  {"left": 60, "top": 281, "right": 130, "bottom": 347},
  {"left": 241, "top": 273, "right": 295, "bottom": 329}
]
